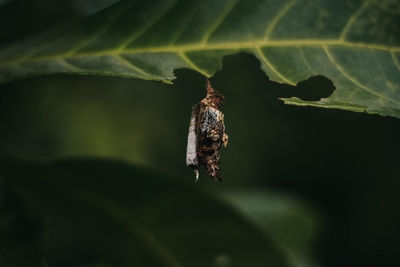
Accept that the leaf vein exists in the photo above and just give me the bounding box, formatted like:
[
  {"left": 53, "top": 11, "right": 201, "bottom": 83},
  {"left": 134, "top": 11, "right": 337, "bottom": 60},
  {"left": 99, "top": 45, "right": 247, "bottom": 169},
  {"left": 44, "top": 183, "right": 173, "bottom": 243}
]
[
  {"left": 264, "top": 0, "right": 298, "bottom": 40},
  {"left": 340, "top": 0, "right": 372, "bottom": 40},
  {"left": 371, "top": 51, "right": 396, "bottom": 93},
  {"left": 116, "top": 55, "right": 152, "bottom": 76},
  {"left": 118, "top": 0, "right": 179, "bottom": 51},
  {"left": 297, "top": 46, "right": 317, "bottom": 75},
  {"left": 67, "top": 4, "right": 128, "bottom": 56},
  {"left": 59, "top": 59, "right": 85, "bottom": 71},
  {"left": 1, "top": 40, "right": 399, "bottom": 67},
  {"left": 169, "top": 6, "right": 197, "bottom": 46},
  {"left": 201, "top": 0, "right": 240, "bottom": 44},
  {"left": 177, "top": 52, "right": 210, "bottom": 77},
  {"left": 323, "top": 46, "right": 400, "bottom": 105},
  {"left": 391, "top": 52, "right": 400, "bottom": 72},
  {"left": 256, "top": 47, "right": 296, "bottom": 85}
]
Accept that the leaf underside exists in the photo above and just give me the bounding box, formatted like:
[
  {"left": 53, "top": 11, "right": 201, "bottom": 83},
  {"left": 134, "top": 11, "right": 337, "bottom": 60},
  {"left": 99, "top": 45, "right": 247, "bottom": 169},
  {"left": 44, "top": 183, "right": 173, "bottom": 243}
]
[{"left": 0, "top": 0, "right": 399, "bottom": 118}]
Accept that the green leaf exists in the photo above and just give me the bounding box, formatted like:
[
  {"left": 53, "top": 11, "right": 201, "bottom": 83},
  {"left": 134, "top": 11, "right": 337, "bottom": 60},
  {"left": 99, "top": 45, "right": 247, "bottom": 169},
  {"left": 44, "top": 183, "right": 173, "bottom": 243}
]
[
  {"left": 1, "top": 0, "right": 399, "bottom": 117},
  {"left": 0, "top": 158, "right": 291, "bottom": 267},
  {"left": 223, "top": 190, "right": 320, "bottom": 267}
]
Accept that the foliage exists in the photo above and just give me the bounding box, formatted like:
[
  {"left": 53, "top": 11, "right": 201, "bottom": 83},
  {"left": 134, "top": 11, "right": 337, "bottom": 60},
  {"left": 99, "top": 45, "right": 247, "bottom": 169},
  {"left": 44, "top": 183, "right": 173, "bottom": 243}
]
[
  {"left": 1, "top": 1, "right": 400, "bottom": 266},
  {"left": 0, "top": 0, "right": 399, "bottom": 117},
  {"left": 0, "top": 158, "right": 319, "bottom": 267}
]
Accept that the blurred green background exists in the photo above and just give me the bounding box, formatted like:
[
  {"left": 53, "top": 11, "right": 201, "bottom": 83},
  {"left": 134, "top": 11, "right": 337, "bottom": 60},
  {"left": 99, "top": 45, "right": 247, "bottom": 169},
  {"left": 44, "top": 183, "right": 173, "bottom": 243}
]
[{"left": 1, "top": 1, "right": 400, "bottom": 267}]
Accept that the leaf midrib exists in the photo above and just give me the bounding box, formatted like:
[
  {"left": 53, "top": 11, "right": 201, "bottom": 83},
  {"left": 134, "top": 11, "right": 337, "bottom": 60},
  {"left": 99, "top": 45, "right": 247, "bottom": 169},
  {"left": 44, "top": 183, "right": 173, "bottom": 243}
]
[{"left": 1, "top": 39, "right": 399, "bottom": 67}]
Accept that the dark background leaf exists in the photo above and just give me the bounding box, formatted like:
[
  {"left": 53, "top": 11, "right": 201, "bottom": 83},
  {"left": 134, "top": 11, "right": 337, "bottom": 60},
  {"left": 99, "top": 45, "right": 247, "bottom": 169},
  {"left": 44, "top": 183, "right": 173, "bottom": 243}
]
[
  {"left": 222, "top": 190, "right": 320, "bottom": 267},
  {"left": 0, "top": 158, "right": 290, "bottom": 267}
]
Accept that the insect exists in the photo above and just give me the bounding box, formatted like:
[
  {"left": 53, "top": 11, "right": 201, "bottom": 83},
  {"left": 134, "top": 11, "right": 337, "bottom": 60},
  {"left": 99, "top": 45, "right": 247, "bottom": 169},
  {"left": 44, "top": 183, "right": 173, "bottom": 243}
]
[{"left": 186, "top": 79, "right": 228, "bottom": 181}]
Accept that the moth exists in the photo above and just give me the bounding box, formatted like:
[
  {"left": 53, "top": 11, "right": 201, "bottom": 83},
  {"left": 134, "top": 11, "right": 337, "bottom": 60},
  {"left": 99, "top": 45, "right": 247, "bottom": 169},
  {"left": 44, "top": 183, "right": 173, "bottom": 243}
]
[{"left": 186, "top": 79, "right": 228, "bottom": 181}]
